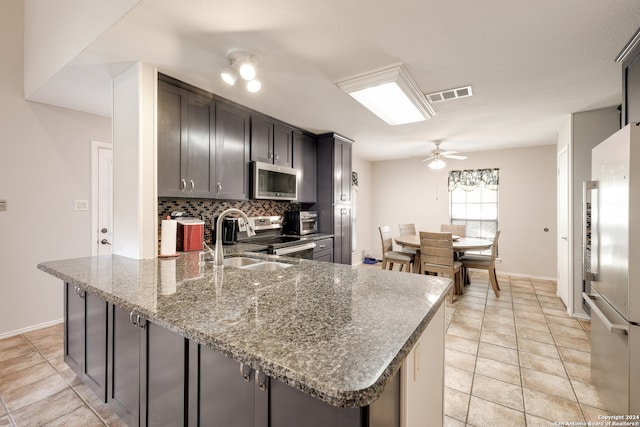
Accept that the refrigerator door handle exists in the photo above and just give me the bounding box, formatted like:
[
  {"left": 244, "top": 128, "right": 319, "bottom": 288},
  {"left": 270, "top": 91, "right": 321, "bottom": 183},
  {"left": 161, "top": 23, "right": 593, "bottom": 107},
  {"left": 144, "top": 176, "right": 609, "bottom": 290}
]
[
  {"left": 582, "top": 293, "right": 628, "bottom": 335},
  {"left": 583, "top": 181, "right": 598, "bottom": 281}
]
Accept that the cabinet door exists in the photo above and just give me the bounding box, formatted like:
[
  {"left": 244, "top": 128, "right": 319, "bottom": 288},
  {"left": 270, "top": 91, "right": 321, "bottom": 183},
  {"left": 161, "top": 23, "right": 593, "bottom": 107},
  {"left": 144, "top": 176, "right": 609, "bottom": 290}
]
[
  {"left": 333, "top": 207, "right": 352, "bottom": 265},
  {"left": 185, "top": 92, "right": 214, "bottom": 197},
  {"left": 250, "top": 115, "right": 273, "bottom": 164},
  {"left": 84, "top": 292, "right": 108, "bottom": 402},
  {"left": 273, "top": 124, "right": 293, "bottom": 167},
  {"left": 625, "top": 54, "right": 640, "bottom": 125},
  {"left": 269, "top": 379, "right": 360, "bottom": 427},
  {"left": 313, "top": 251, "right": 333, "bottom": 263},
  {"left": 334, "top": 139, "right": 352, "bottom": 204},
  {"left": 157, "top": 81, "right": 188, "bottom": 197},
  {"left": 146, "top": 322, "right": 186, "bottom": 427},
  {"left": 194, "top": 344, "right": 256, "bottom": 427},
  {"left": 292, "top": 131, "right": 317, "bottom": 203},
  {"left": 64, "top": 283, "right": 84, "bottom": 376},
  {"left": 110, "top": 305, "right": 142, "bottom": 427},
  {"left": 215, "top": 103, "right": 250, "bottom": 200}
]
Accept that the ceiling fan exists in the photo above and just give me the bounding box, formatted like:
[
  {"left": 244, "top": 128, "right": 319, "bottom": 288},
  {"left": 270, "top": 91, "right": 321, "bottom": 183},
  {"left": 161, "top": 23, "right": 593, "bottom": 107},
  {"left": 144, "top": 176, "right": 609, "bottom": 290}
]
[{"left": 420, "top": 140, "right": 467, "bottom": 169}]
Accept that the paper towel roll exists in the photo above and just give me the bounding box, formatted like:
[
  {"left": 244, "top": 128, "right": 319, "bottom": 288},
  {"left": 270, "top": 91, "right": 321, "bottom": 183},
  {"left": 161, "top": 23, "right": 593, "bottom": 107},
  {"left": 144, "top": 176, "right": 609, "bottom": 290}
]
[{"left": 160, "top": 219, "right": 177, "bottom": 256}]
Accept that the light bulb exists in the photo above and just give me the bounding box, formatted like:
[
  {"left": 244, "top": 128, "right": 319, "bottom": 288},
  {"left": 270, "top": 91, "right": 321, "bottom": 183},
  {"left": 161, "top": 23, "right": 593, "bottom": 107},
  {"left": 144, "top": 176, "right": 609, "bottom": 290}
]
[
  {"left": 428, "top": 159, "right": 445, "bottom": 170},
  {"left": 221, "top": 67, "right": 237, "bottom": 85},
  {"left": 247, "top": 79, "right": 261, "bottom": 93},
  {"left": 239, "top": 62, "right": 256, "bottom": 81}
]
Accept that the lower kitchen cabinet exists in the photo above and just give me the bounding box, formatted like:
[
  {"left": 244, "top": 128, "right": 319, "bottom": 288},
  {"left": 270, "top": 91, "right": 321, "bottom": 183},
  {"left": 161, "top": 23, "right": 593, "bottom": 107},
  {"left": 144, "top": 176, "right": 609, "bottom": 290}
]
[
  {"left": 312, "top": 237, "right": 333, "bottom": 263},
  {"left": 188, "top": 342, "right": 267, "bottom": 427},
  {"left": 109, "top": 305, "right": 187, "bottom": 427},
  {"left": 64, "top": 282, "right": 108, "bottom": 402}
]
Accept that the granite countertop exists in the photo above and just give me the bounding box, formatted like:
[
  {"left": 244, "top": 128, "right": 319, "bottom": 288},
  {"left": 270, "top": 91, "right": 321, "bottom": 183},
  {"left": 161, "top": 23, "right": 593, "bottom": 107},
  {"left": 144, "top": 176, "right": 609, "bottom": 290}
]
[{"left": 38, "top": 252, "right": 451, "bottom": 408}]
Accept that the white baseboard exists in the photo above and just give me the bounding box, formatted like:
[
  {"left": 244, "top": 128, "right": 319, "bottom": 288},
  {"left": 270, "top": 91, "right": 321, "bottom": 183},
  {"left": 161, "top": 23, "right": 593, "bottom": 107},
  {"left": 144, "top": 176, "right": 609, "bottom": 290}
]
[{"left": 0, "top": 318, "right": 64, "bottom": 340}]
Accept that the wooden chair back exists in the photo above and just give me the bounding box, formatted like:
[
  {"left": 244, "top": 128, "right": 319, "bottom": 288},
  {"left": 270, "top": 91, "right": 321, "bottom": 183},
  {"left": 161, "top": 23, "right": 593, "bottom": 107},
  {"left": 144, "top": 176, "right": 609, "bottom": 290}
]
[
  {"left": 419, "top": 231, "right": 456, "bottom": 273},
  {"left": 440, "top": 224, "right": 466, "bottom": 237},
  {"left": 379, "top": 225, "right": 394, "bottom": 253},
  {"left": 398, "top": 223, "right": 416, "bottom": 236}
]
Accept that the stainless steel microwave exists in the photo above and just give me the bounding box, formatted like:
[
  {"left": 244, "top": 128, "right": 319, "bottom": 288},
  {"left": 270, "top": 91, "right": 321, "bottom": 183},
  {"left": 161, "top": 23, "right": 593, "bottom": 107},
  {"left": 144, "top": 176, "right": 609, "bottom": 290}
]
[{"left": 251, "top": 161, "right": 298, "bottom": 201}]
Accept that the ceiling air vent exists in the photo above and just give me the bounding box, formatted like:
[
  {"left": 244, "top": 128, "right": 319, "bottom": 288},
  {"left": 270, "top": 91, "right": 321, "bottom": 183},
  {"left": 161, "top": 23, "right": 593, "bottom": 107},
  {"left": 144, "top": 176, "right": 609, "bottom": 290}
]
[{"left": 426, "top": 86, "right": 473, "bottom": 103}]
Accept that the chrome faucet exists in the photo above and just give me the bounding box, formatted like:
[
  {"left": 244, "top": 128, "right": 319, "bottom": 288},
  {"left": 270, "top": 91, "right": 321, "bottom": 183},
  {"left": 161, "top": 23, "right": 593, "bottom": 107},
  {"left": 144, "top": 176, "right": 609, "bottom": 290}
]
[{"left": 214, "top": 208, "right": 255, "bottom": 267}]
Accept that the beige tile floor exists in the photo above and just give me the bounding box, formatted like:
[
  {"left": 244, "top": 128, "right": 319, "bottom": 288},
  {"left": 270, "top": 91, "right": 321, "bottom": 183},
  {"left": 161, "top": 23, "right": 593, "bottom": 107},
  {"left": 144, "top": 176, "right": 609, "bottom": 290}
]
[{"left": 0, "top": 268, "right": 607, "bottom": 426}]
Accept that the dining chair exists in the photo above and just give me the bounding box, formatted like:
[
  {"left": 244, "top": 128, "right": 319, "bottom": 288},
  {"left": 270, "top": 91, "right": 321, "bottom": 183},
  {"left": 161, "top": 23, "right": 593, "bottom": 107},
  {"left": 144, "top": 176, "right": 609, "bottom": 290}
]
[
  {"left": 440, "top": 223, "right": 466, "bottom": 237},
  {"left": 379, "top": 225, "right": 415, "bottom": 273},
  {"left": 459, "top": 230, "right": 501, "bottom": 297},
  {"left": 419, "top": 231, "right": 463, "bottom": 301},
  {"left": 398, "top": 223, "right": 418, "bottom": 256}
]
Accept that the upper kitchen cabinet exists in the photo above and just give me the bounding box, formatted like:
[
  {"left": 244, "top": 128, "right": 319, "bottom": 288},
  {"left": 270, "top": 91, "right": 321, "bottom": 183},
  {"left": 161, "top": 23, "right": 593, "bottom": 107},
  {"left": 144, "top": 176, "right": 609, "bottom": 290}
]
[
  {"left": 250, "top": 115, "right": 293, "bottom": 167},
  {"left": 620, "top": 28, "right": 640, "bottom": 126},
  {"left": 292, "top": 130, "right": 317, "bottom": 204},
  {"left": 214, "top": 102, "right": 251, "bottom": 200},
  {"left": 158, "top": 80, "right": 214, "bottom": 198},
  {"left": 158, "top": 75, "right": 250, "bottom": 201}
]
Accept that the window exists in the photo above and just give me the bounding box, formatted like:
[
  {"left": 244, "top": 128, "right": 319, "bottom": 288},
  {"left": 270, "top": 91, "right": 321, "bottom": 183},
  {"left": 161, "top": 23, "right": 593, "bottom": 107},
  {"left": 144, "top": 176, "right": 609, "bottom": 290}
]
[{"left": 448, "top": 168, "right": 499, "bottom": 242}]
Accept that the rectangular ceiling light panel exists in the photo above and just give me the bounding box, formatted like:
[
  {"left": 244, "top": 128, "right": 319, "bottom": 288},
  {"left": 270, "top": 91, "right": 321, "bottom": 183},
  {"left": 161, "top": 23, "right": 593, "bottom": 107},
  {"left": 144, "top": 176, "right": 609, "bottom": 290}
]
[{"left": 337, "top": 64, "right": 436, "bottom": 126}]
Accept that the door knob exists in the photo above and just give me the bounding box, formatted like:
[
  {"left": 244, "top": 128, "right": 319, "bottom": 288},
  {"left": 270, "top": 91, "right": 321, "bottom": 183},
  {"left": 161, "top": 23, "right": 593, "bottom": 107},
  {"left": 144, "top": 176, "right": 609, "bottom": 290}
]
[
  {"left": 101, "top": 228, "right": 108, "bottom": 234},
  {"left": 101, "top": 239, "right": 111, "bottom": 245}
]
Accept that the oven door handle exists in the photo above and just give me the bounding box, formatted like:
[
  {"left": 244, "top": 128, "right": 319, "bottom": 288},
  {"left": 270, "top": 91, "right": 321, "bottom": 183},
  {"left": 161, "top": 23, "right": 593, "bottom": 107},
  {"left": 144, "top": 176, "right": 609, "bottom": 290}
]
[{"left": 273, "top": 242, "right": 316, "bottom": 255}]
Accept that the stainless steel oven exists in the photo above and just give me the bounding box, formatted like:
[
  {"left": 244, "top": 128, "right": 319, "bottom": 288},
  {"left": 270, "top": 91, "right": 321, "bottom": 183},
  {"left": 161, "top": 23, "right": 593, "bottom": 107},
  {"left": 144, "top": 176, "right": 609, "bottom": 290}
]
[
  {"left": 242, "top": 216, "right": 316, "bottom": 260},
  {"left": 272, "top": 241, "right": 316, "bottom": 259}
]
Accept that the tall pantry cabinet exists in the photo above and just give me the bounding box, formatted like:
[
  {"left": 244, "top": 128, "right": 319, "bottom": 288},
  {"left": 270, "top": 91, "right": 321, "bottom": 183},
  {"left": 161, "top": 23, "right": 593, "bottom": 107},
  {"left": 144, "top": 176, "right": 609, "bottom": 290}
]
[{"left": 314, "top": 133, "right": 354, "bottom": 265}]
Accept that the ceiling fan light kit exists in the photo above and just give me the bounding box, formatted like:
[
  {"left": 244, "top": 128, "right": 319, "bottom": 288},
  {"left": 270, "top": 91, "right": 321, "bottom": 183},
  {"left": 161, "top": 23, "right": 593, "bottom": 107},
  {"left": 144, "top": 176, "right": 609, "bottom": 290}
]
[
  {"left": 336, "top": 64, "right": 436, "bottom": 126},
  {"left": 221, "top": 50, "right": 261, "bottom": 92},
  {"left": 420, "top": 140, "right": 467, "bottom": 169}
]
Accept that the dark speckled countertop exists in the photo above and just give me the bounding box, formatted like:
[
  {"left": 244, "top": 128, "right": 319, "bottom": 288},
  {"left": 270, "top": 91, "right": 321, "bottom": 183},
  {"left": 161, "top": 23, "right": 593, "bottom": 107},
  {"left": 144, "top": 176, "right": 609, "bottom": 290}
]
[{"left": 37, "top": 251, "right": 451, "bottom": 408}]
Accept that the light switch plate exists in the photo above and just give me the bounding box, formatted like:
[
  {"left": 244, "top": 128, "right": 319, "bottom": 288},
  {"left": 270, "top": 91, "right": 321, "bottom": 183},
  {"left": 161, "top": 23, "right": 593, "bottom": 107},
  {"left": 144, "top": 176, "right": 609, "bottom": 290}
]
[
  {"left": 75, "top": 200, "right": 89, "bottom": 211},
  {"left": 0, "top": 200, "right": 6, "bottom": 211}
]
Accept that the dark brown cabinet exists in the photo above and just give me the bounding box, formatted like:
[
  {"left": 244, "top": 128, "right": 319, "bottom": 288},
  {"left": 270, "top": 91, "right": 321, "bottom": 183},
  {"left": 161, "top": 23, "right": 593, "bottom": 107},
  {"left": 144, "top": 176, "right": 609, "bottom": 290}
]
[
  {"left": 312, "top": 237, "right": 333, "bottom": 262},
  {"left": 292, "top": 131, "right": 317, "bottom": 203},
  {"left": 314, "top": 133, "right": 354, "bottom": 265},
  {"left": 64, "top": 283, "right": 108, "bottom": 402},
  {"left": 158, "top": 80, "right": 214, "bottom": 198},
  {"left": 620, "top": 29, "right": 640, "bottom": 126},
  {"left": 109, "top": 305, "right": 187, "bottom": 427},
  {"left": 158, "top": 76, "right": 250, "bottom": 201},
  {"left": 250, "top": 116, "right": 293, "bottom": 167},
  {"left": 214, "top": 103, "right": 251, "bottom": 200}
]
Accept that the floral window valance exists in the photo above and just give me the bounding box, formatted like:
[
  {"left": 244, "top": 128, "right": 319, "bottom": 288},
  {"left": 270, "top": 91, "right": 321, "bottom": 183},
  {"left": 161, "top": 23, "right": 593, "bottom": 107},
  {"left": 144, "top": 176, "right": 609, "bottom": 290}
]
[{"left": 448, "top": 168, "right": 500, "bottom": 192}]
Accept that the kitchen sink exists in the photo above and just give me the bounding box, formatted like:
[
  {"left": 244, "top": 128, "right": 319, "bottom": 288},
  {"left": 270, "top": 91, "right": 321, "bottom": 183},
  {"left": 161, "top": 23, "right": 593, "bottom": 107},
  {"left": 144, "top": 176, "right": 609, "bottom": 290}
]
[
  {"left": 223, "top": 257, "right": 262, "bottom": 268},
  {"left": 240, "top": 261, "right": 293, "bottom": 272},
  {"left": 223, "top": 257, "right": 293, "bottom": 271}
]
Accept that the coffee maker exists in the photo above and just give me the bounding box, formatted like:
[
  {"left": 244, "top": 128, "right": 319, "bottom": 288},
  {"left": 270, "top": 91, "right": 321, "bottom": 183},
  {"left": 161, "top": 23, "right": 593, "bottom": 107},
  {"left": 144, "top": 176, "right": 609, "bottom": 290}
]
[{"left": 215, "top": 217, "right": 238, "bottom": 245}]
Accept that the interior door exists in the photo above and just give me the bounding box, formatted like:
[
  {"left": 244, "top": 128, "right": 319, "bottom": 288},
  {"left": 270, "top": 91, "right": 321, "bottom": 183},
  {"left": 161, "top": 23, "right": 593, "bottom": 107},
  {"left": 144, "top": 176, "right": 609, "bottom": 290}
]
[
  {"left": 557, "top": 146, "right": 570, "bottom": 308},
  {"left": 92, "top": 141, "right": 113, "bottom": 256}
]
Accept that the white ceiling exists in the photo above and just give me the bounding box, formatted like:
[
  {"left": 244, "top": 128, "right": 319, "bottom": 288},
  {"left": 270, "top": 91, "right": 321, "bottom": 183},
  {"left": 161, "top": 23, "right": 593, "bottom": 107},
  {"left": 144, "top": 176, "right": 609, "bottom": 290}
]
[{"left": 29, "top": 0, "right": 640, "bottom": 161}]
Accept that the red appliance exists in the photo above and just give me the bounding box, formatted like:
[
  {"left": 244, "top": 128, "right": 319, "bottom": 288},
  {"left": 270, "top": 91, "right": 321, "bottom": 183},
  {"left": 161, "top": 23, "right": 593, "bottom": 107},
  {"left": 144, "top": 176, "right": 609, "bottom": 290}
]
[{"left": 176, "top": 218, "right": 204, "bottom": 251}]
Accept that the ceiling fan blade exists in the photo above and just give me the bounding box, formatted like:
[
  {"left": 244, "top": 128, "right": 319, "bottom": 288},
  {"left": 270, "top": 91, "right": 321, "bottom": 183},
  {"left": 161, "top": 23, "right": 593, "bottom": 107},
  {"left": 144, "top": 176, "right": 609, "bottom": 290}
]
[
  {"left": 443, "top": 154, "right": 467, "bottom": 160},
  {"left": 420, "top": 155, "right": 436, "bottom": 162}
]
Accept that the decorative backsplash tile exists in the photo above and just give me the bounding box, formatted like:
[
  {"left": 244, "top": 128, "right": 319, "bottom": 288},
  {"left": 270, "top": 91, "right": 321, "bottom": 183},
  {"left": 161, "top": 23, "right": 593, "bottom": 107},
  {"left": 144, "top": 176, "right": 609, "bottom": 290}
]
[{"left": 158, "top": 198, "right": 300, "bottom": 243}]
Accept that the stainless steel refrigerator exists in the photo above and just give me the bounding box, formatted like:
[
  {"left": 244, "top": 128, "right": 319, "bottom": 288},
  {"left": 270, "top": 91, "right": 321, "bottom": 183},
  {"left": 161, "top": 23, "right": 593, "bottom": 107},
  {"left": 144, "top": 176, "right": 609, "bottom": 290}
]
[{"left": 583, "top": 123, "right": 640, "bottom": 414}]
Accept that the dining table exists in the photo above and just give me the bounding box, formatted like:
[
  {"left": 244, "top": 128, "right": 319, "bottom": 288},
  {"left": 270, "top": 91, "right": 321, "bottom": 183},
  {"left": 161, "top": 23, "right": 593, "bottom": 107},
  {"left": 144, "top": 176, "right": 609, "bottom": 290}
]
[{"left": 393, "top": 234, "right": 494, "bottom": 291}]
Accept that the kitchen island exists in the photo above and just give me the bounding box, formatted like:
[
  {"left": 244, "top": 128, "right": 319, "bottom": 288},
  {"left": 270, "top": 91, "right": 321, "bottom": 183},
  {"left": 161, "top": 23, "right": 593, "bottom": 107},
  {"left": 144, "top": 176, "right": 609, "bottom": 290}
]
[{"left": 38, "top": 251, "right": 451, "bottom": 427}]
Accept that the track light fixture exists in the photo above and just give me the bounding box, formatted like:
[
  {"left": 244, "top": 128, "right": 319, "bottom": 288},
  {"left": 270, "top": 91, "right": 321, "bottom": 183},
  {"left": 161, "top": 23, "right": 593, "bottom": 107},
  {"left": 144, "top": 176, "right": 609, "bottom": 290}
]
[{"left": 221, "top": 50, "right": 261, "bottom": 93}]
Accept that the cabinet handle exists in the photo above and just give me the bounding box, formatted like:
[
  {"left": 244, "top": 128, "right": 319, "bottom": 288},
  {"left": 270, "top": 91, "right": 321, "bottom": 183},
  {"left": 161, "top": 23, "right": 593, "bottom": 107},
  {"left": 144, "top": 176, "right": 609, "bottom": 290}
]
[
  {"left": 319, "top": 244, "right": 326, "bottom": 249},
  {"left": 189, "top": 180, "right": 195, "bottom": 192},
  {"left": 129, "top": 311, "right": 137, "bottom": 326},
  {"left": 75, "top": 286, "right": 85, "bottom": 299},
  {"left": 256, "top": 370, "right": 268, "bottom": 391},
  {"left": 268, "top": 151, "right": 273, "bottom": 160},
  {"left": 275, "top": 153, "right": 279, "bottom": 161},
  {"left": 217, "top": 182, "right": 222, "bottom": 194},
  {"left": 240, "top": 363, "right": 252, "bottom": 382},
  {"left": 340, "top": 194, "right": 347, "bottom": 201},
  {"left": 136, "top": 315, "right": 146, "bottom": 329},
  {"left": 181, "top": 179, "right": 186, "bottom": 191}
]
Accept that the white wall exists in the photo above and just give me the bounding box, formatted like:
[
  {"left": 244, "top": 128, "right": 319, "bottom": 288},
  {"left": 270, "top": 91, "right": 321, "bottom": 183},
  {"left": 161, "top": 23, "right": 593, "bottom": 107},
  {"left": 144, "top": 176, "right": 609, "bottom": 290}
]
[
  {"left": 23, "top": 0, "right": 138, "bottom": 98},
  {"left": 0, "top": 2, "right": 111, "bottom": 337},
  {"left": 371, "top": 145, "right": 558, "bottom": 278}
]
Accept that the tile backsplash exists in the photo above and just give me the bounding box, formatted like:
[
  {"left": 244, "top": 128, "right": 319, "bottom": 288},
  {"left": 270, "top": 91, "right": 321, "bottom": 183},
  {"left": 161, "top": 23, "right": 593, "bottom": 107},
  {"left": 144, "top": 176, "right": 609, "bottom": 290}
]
[{"left": 158, "top": 198, "right": 300, "bottom": 243}]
